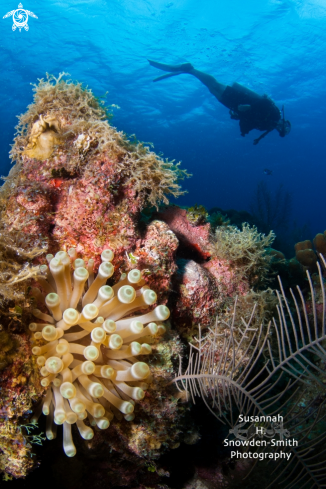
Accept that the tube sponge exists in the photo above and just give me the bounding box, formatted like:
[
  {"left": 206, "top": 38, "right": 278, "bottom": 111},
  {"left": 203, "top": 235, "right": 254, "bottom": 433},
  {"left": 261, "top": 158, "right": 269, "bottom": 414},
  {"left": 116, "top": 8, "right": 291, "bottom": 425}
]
[
  {"left": 313, "top": 232, "right": 326, "bottom": 256},
  {"left": 31, "top": 248, "right": 168, "bottom": 456},
  {"left": 294, "top": 239, "right": 317, "bottom": 268}
]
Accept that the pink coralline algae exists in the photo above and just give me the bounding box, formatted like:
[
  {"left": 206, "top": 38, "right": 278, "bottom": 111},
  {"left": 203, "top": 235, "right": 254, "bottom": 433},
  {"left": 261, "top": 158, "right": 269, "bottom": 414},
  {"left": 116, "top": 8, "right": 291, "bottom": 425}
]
[
  {"left": 0, "top": 74, "right": 277, "bottom": 486},
  {"left": 135, "top": 219, "right": 179, "bottom": 304},
  {"left": 171, "top": 259, "right": 221, "bottom": 337},
  {"left": 203, "top": 256, "right": 250, "bottom": 297},
  {"left": 5, "top": 140, "right": 149, "bottom": 263},
  {"left": 157, "top": 205, "right": 211, "bottom": 261}
]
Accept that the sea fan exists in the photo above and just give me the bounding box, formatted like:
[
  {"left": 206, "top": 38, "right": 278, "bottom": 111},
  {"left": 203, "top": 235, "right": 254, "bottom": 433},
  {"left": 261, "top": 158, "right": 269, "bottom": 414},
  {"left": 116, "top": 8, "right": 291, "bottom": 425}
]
[{"left": 173, "top": 256, "right": 326, "bottom": 489}]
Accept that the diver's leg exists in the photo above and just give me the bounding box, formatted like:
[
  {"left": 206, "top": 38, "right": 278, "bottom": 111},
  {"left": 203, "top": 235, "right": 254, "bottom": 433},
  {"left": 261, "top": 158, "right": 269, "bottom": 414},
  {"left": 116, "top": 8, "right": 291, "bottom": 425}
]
[
  {"left": 148, "top": 60, "right": 226, "bottom": 101},
  {"left": 188, "top": 69, "right": 226, "bottom": 101},
  {"left": 148, "top": 59, "right": 194, "bottom": 73}
]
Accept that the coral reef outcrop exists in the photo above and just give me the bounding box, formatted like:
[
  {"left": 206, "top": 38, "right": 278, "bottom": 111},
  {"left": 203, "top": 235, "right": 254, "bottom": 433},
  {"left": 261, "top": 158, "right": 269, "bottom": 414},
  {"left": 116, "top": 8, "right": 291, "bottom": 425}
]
[
  {"left": 0, "top": 74, "right": 284, "bottom": 487},
  {"left": 0, "top": 74, "right": 191, "bottom": 480},
  {"left": 5, "top": 73, "right": 190, "bottom": 259}
]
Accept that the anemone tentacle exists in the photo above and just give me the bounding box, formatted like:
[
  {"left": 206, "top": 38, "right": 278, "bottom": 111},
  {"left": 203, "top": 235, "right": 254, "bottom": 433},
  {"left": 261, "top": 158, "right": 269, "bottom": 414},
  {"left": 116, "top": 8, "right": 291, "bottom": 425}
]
[{"left": 31, "top": 249, "right": 168, "bottom": 457}]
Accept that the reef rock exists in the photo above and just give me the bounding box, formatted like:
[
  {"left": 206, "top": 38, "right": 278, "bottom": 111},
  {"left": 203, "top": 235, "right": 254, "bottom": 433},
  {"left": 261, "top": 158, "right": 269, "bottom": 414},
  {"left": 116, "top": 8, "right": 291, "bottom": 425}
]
[
  {"left": 157, "top": 205, "right": 211, "bottom": 261},
  {"left": 0, "top": 74, "right": 279, "bottom": 485},
  {"left": 3, "top": 73, "right": 189, "bottom": 265},
  {"left": 0, "top": 74, "right": 190, "bottom": 480}
]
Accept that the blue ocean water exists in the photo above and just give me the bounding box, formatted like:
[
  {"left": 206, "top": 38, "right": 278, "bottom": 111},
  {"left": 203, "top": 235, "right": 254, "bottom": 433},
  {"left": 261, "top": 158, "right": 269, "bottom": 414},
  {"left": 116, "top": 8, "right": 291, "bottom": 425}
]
[{"left": 1, "top": 0, "right": 325, "bottom": 246}]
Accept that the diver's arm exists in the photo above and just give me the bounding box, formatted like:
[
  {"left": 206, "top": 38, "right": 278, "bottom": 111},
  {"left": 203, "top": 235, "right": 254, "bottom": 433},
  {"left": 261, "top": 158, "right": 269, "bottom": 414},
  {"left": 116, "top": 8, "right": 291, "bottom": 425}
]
[{"left": 253, "top": 130, "right": 272, "bottom": 145}]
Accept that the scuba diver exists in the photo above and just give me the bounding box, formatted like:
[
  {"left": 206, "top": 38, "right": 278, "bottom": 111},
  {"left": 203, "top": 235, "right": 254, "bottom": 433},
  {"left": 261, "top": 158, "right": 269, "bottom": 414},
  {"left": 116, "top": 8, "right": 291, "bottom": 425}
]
[{"left": 148, "top": 60, "right": 291, "bottom": 145}]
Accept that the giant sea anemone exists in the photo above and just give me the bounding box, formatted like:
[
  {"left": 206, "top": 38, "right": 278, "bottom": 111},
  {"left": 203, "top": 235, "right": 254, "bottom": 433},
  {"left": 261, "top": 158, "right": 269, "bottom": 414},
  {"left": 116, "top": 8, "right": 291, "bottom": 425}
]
[{"left": 30, "top": 248, "right": 169, "bottom": 456}]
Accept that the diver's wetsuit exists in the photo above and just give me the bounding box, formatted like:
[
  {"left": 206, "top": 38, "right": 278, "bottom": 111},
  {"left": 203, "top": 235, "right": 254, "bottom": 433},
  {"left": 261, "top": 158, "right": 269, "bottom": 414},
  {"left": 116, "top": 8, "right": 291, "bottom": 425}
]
[{"left": 220, "top": 82, "right": 281, "bottom": 137}]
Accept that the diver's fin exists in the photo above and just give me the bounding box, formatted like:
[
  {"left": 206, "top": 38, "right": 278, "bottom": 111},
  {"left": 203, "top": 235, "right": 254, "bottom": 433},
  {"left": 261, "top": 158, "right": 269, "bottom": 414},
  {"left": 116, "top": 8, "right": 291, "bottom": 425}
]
[
  {"left": 148, "top": 59, "right": 193, "bottom": 73},
  {"left": 153, "top": 72, "right": 184, "bottom": 82}
]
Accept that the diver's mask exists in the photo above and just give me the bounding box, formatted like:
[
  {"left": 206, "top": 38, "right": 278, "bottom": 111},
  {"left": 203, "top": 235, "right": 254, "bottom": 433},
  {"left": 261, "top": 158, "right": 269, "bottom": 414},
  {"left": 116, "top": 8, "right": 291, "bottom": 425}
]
[{"left": 277, "top": 105, "right": 291, "bottom": 137}]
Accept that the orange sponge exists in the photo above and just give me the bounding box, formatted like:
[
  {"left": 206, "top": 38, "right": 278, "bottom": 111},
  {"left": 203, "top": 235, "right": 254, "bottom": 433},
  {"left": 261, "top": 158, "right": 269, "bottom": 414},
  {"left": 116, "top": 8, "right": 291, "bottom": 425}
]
[
  {"left": 294, "top": 240, "right": 313, "bottom": 253},
  {"left": 294, "top": 240, "right": 317, "bottom": 268},
  {"left": 313, "top": 233, "right": 326, "bottom": 256},
  {"left": 295, "top": 249, "right": 317, "bottom": 268}
]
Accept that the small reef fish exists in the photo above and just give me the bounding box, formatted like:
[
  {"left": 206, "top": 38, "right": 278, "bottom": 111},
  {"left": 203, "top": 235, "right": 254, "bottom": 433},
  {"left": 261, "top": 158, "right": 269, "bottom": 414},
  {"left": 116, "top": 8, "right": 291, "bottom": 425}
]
[{"left": 263, "top": 168, "right": 273, "bottom": 175}]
